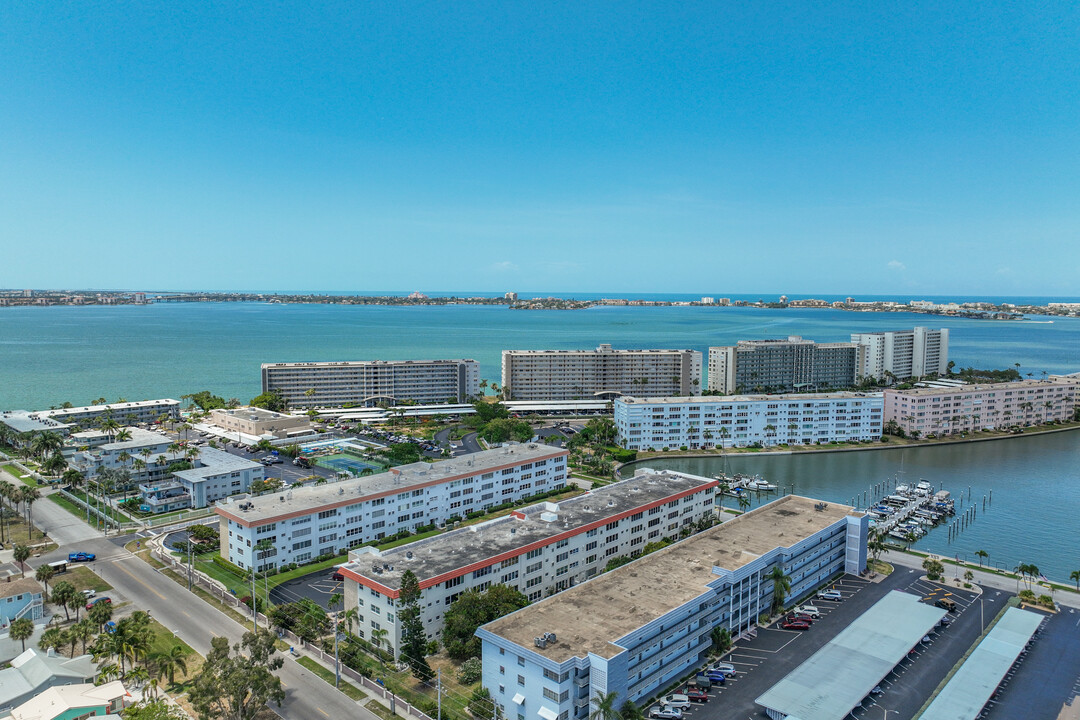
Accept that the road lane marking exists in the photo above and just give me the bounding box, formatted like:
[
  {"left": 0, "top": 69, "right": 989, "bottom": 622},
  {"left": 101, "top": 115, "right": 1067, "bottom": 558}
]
[
  {"left": 113, "top": 561, "right": 168, "bottom": 600},
  {"left": 317, "top": 708, "right": 329, "bottom": 717}
]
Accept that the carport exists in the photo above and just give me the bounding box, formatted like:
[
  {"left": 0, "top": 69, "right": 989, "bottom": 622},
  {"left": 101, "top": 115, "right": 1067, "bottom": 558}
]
[
  {"left": 917, "top": 606, "right": 1043, "bottom": 720},
  {"left": 755, "top": 590, "right": 946, "bottom": 720}
]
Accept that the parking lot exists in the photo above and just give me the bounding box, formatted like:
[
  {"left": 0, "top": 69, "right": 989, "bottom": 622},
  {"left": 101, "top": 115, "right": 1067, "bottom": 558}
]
[
  {"left": 269, "top": 565, "right": 344, "bottom": 610},
  {"left": 652, "top": 570, "right": 1005, "bottom": 720}
]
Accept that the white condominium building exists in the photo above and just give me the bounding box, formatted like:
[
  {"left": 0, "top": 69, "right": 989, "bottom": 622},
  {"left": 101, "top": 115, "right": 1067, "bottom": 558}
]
[
  {"left": 502, "top": 344, "right": 702, "bottom": 401},
  {"left": 850, "top": 327, "right": 949, "bottom": 381},
  {"left": 615, "top": 393, "right": 883, "bottom": 450},
  {"left": 215, "top": 443, "right": 568, "bottom": 571},
  {"left": 261, "top": 359, "right": 481, "bottom": 408},
  {"left": 477, "top": 496, "right": 868, "bottom": 720},
  {"left": 44, "top": 398, "right": 181, "bottom": 428},
  {"left": 707, "top": 337, "right": 863, "bottom": 394},
  {"left": 884, "top": 379, "right": 1075, "bottom": 437},
  {"left": 338, "top": 469, "right": 718, "bottom": 657}
]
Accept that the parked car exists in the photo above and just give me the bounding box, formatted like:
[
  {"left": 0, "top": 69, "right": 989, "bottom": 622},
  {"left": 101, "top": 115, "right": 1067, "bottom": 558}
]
[
  {"left": 660, "top": 695, "right": 690, "bottom": 710},
  {"left": 703, "top": 671, "right": 727, "bottom": 684},
  {"left": 649, "top": 708, "right": 682, "bottom": 720},
  {"left": 789, "top": 612, "right": 815, "bottom": 623},
  {"left": 81, "top": 589, "right": 96, "bottom": 598},
  {"left": 68, "top": 552, "right": 96, "bottom": 562},
  {"left": 796, "top": 604, "right": 820, "bottom": 618},
  {"left": 104, "top": 621, "right": 117, "bottom": 634},
  {"left": 711, "top": 662, "right": 737, "bottom": 677},
  {"left": 87, "top": 596, "right": 112, "bottom": 610},
  {"left": 683, "top": 688, "right": 708, "bottom": 703},
  {"left": 690, "top": 675, "right": 711, "bottom": 690},
  {"left": 331, "top": 569, "right": 345, "bottom": 581},
  {"left": 262, "top": 455, "right": 283, "bottom": 464},
  {"left": 817, "top": 590, "right": 843, "bottom": 601},
  {"left": 781, "top": 619, "right": 811, "bottom": 630},
  {"left": 935, "top": 597, "right": 957, "bottom": 612}
]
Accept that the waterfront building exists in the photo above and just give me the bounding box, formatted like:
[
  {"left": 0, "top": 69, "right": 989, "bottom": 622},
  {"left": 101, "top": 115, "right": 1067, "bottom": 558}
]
[
  {"left": 43, "top": 398, "right": 180, "bottom": 428},
  {"left": 501, "top": 344, "right": 702, "bottom": 401},
  {"left": 139, "top": 446, "right": 265, "bottom": 513},
  {"left": 614, "top": 393, "right": 883, "bottom": 450},
  {"left": 207, "top": 406, "right": 311, "bottom": 440},
  {"left": 261, "top": 359, "right": 481, "bottom": 408},
  {"left": 850, "top": 327, "right": 949, "bottom": 381},
  {"left": 883, "top": 379, "right": 1076, "bottom": 437},
  {"left": 476, "top": 496, "right": 868, "bottom": 719},
  {"left": 1049, "top": 373, "right": 1080, "bottom": 411},
  {"left": 338, "top": 469, "right": 717, "bottom": 657},
  {"left": 707, "top": 337, "right": 862, "bottom": 394},
  {"left": 0, "top": 412, "right": 72, "bottom": 445},
  {"left": 215, "top": 443, "right": 568, "bottom": 571}
]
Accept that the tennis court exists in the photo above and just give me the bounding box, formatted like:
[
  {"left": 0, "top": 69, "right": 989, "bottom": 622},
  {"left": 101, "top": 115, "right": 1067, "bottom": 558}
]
[{"left": 315, "top": 453, "right": 384, "bottom": 475}]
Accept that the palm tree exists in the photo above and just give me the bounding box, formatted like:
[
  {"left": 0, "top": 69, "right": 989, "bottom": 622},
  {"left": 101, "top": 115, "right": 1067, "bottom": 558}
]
[
  {"left": 13, "top": 544, "right": 30, "bottom": 577},
  {"left": 62, "top": 468, "right": 84, "bottom": 491},
  {"left": 343, "top": 608, "right": 358, "bottom": 636},
  {"left": 73, "top": 619, "right": 96, "bottom": 655},
  {"left": 975, "top": 550, "right": 988, "bottom": 567},
  {"left": 9, "top": 618, "right": 33, "bottom": 651},
  {"left": 371, "top": 627, "right": 389, "bottom": 665},
  {"left": 151, "top": 645, "right": 189, "bottom": 687},
  {"left": 768, "top": 565, "right": 791, "bottom": 614},
  {"left": 718, "top": 426, "right": 731, "bottom": 447},
  {"left": 1070, "top": 570, "right": 1080, "bottom": 592},
  {"left": 737, "top": 493, "right": 751, "bottom": 514},
  {"left": 590, "top": 691, "right": 620, "bottom": 720},
  {"left": 114, "top": 429, "right": 133, "bottom": 443},
  {"left": 19, "top": 485, "right": 40, "bottom": 536},
  {"left": 39, "top": 627, "right": 65, "bottom": 654},
  {"left": 127, "top": 666, "right": 150, "bottom": 689},
  {"left": 619, "top": 700, "right": 644, "bottom": 720},
  {"left": 50, "top": 581, "right": 76, "bottom": 619},
  {"left": 100, "top": 418, "right": 120, "bottom": 440},
  {"left": 34, "top": 561, "right": 54, "bottom": 604},
  {"left": 328, "top": 593, "right": 343, "bottom": 613}
]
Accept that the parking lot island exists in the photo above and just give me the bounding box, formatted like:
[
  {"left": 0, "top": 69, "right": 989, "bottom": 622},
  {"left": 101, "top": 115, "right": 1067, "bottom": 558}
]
[{"left": 476, "top": 495, "right": 869, "bottom": 718}]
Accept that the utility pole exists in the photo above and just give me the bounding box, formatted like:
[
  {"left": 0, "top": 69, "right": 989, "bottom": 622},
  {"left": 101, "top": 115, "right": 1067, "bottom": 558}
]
[
  {"left": 187, "top": 540, "right": 194, "bottom": 590},
  {"left": 251, "top": 572, "right": 257, "bottom": 632},
  {"left": 334, "top": 629, "right": 341, "bottom": 689},
  {"left": 437, "top": 668, "right": 442, "bottom": 720}
]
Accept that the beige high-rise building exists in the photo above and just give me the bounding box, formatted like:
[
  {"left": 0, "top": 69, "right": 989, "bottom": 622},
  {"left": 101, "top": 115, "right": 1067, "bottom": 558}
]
[
  {"left": 850, "top": 327, "right": 949, "bottom": 381},
  {"left": 707, "top": 337, "right": 863, "bottom": 394}
]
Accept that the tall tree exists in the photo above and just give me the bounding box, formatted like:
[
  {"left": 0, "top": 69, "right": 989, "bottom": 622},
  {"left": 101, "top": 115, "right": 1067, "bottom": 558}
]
[
  {"left": 768, "top": 565, "right": 791, "bottom": 614},
  {"left": 13, "top": 544, "right": 30, "bottom": 577},
  {"left": 441, "top": 585, "right": 529, "bottom": 661},
  {"left": 35, "top": 563, "right": 55, "bottom": 601},
  {"left": 398, "top": 570, "right": 432, "bottom": 679},
  {"left": 189, "top": 630, "right": 284, "bottom": 720},
  {"left": 589, "top": 691, "right": 619, "bottom": 720},
  {"left": 9, "top": 617, "right": 34, "bottom": 651}
]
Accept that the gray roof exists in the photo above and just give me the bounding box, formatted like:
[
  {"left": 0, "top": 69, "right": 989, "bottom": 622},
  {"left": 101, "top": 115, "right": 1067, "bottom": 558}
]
[
  {"left": 0, "top": 412, "right": 71, "bottom": 434},
  {"left": 172, "top": 446, "right": 263, "bottom": 481},
  {"left": 0, "top": 649, "right": 96, "bottom": 712},
  {"left": 345, "top": 469, "right": 716, "bottom": 589},
  {"left": 218, "top": 442, "right": 567, "bottom": 525},
  {"left": 920, "top": 607, "right": 1044, "bottom": 720},
  {"left": 756, "top": 591, "right": 945, "bottom": 720},
  {"left": 96, "top": 427, "right": 171, "bottom": 451}
]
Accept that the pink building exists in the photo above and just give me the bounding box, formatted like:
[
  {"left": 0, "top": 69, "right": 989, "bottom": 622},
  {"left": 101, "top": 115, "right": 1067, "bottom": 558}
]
[{"left": 884, "top": 380, "right": 1075, "bottom": 437}]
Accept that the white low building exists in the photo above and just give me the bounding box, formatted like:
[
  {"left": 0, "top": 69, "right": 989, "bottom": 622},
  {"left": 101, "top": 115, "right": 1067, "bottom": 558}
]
[
  {"left": 215, "top": 443, "right": 569, "bottom": 571},
  {"left": 615, "top": 393, "right": 884, "bottom": 450},
  {"left": 339, "top": 469, "right": 718, "bottom": 656}
]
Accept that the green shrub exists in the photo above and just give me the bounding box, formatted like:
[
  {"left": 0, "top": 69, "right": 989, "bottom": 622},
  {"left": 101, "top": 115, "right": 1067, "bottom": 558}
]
[
  {"left": 212, "top": 555, "right": 247, "bottom": 578},
  {"left": 458, "top": 657, "right": 483, "bottom": 684}
]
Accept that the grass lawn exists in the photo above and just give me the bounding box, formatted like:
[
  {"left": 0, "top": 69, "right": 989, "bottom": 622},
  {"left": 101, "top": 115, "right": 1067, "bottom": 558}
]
[
  {"left": 364, "top": 700, "right": 397, "bottom": 720},
  {"left": 47, "top": 492, "right": 94, "bottom": 522},
  {"left": 65, "top": 565, "right": 112, "bottom": 593},
  {"left": 297, "top": 656, "right": 368, "bottom": 701}
]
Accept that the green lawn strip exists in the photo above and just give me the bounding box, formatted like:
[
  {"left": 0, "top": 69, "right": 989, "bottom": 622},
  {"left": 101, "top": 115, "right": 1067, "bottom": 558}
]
[
  {"left": 296, "top": 656, "right": 367, "bottom": 701},
  {"left": 48, "top": 493, "right": 92, "bottom": 520},
  {"left": 911, "top": 596, "right": 1020, "bottom": 719},
  {"left": 364, "top": 700, "right": 398, "bottom": 720},
  {"left": 62, "top": 489, "right": 138, "bottom": 524},
  {"left": 66, "top": 565, "right": 112, "bottom": 593}
]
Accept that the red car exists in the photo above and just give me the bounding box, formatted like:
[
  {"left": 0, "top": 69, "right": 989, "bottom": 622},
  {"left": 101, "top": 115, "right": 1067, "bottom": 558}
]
[
  {"left": 789, "top": 612, "right": 815, "bottom": 623},
  {"left": 781, "top": 619, "right": 811, "bottom": 630},
  {"left": 683, "top": 688, "right": 708, "bottom": 703},
  {"left": 87, "top": 596, "right": 112, "bottom": 610}
]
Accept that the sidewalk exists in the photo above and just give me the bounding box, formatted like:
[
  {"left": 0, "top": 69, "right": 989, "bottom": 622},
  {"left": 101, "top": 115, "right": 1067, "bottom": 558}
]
[{"left": 883, "top": 549, "right": 1080, "bottom": 610}]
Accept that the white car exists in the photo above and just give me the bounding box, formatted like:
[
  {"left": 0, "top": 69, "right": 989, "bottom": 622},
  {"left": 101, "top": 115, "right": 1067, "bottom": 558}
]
[
  {"left": 660, "top": 695, "right": 691, "bottom": 710},
  {"left": 649, "top": 708, "right": 682, "bottom": 720},
  {"left": 796, "top": 604, "right": 820, "bottom": 618},
  {"left": 81, "top": 589, "right": 96, "bottom": 598},
  {"left": 711, "top": 662, "right": 737, "bottom": 677},
  {"left": 817, "top": 590, "right": 843, "bottom": 601}
]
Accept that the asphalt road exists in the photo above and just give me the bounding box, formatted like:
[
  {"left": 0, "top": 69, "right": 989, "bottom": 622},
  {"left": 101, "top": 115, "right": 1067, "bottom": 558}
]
[{"left": 29, "top": 532, "right": 379, "bottom": 720}]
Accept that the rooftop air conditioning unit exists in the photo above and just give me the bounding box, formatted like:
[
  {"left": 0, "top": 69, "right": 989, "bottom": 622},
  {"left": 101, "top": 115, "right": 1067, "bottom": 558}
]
[
  {"left": 534, "top": 637, "right": 547, "bottom": 649},
  {"left": 544, "top": 632, "right": 557, "bottom": 643},
  {"left": 406, "top": 551, "right": 413, "bottom": 559}
]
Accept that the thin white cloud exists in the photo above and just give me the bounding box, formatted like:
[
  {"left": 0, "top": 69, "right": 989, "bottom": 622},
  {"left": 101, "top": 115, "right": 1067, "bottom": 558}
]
[
  {"left": 888, "top": 260, "right": 906, "bottom": 271},
  {"left": 491, "top": 261, "right": 519, "bottom": 273}
]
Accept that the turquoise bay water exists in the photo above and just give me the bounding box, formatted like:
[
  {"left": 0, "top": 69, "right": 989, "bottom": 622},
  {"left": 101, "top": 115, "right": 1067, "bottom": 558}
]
[
  {"left": 635, "top": 431, "right": 1080, "bottom": 584},
  {"left": 1, "top": 302, "right": 1078, "bottom": 410}
]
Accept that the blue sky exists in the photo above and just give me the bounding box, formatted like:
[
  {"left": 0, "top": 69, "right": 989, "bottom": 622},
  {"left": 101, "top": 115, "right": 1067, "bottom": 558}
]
[{"left": 2, "top": 2, "right": 1078, "bottom": 295}]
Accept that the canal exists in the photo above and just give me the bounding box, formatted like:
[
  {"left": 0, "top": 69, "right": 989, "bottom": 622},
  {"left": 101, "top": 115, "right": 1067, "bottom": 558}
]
[{"left": 626, "top": 429, "right": 1080, "bottom": 585}]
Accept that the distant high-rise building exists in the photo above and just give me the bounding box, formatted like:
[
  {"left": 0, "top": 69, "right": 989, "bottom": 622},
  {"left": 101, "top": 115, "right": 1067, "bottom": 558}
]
[
  {"left": 502, "top": 344, "right": 702, "bottom": 400},
  {"left": 262, "top": 359, "right": 481, "bottom": 407},
  {"left": 850, "top": 327, "right": 949, "bottom": 381},
  {"left": 701, "top": 296, "right": 715, "bottom": 305},
  {"left": 707, "top": 337, "right": 863, "bottom": 394},
  {"left": 505, "top": 291, "right": 518, "bottom": 301}
]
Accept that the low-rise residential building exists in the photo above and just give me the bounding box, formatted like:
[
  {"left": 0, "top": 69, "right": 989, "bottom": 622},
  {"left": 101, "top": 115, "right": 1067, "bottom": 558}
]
[
  {"left": 207, "top": 407, "right": 312, "bottom": 440},
  {"left": 43, "top": 399, "right": 180, "bottom": 429},
  {"left": 502, "top": 345, "right": 703, "bottom": 401},
  {"left": 338, "top": 469, "right": 718, "bottom": 657},
  {"left": 215, "top": 443, "right": 569, "bottom": 571},
  {"left": 707, "top": 337, "right": 863, "bottom": 394},
  {"left": 261, "top": 359, "right": 481, "bottom": 408},
  {"left": 0, "top": 413, "right": 71, "bottom": 447},
  {"left": 0, "top": 579, "right": 44, "bottom": 628},
  {"left": 6, "top": 680, "right": 126, "bottom": 720},
  {"left": 477, "top": 496, "right": 868, "bottom": 720},
  {"left": 67, "top": 428, "right": 175, "bottom": 484},
  {"left": 850, "top": 327, "right": 949, "bottom": 382},
  {"left": 1049, "top": 373, "right": 1080, "bottom": 411},
  {"left": 0, "top": 649, "right": 97, "bottom": 715},
  {"left": 139, "top": 447, "right": 265, "bottom": 513},
  {"left": 884, "top": 379, "right": 1076, "bottom": 437},
  {"left": 614, "top": 393, "right": 883, "bottom": 450}
]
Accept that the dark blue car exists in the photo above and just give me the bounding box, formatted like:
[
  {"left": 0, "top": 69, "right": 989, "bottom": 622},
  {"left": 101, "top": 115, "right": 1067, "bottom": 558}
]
[{"left": 68, "top": 552, "right": 96, "bottom": 562}]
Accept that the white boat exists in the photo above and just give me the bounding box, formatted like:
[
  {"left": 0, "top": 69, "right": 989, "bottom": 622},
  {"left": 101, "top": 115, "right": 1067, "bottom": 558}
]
[
  {"left": 746, "top": 478, "right": 778, "bottom": 491},
  {"left": 895, "top": 484, "right": 910, "bottom": 494}
]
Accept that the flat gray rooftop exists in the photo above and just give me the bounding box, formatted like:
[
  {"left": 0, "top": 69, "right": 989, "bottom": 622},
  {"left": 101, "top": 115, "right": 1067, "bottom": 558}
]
[
  {"left": 96, "top": 427, "right": 171, "bottom": 451},
  {"left": 482, "top": 495, "right": 858, "bottom": 663},
  {"left": 345, "top": 469, "right": 716, "bottom": 589},
  {"left": 45, "top": 398, "right": 179, "bottom": 418},
  {"left": 217, "top": 442, "right": 566, "bottom": 526},
  {"left": 919, "top": 607, "right": 1043, "bottom": 720},
  {"left": 756, "top": 590, "right": 945, "bottom": 720},
  {"left": 619, "top": 391, "right": 879, "bottom": 404},
  {"left": 173, "top": 446, "right": 263, "bottom": 481},
  {"left": 0, "top": 411, "right": 71, "bottom": 434}
]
